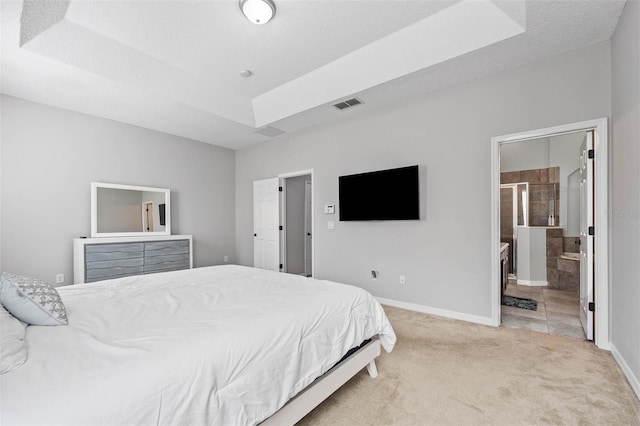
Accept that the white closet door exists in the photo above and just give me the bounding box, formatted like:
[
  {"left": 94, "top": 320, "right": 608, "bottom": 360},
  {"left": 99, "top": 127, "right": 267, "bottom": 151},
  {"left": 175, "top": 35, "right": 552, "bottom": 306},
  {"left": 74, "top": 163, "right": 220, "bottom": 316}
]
[
  {"left": 253, "top": 178, "right": 280, "bottom": 271},
  {"left": 579, "top": 131, "right": 594, "bottom": 341}
]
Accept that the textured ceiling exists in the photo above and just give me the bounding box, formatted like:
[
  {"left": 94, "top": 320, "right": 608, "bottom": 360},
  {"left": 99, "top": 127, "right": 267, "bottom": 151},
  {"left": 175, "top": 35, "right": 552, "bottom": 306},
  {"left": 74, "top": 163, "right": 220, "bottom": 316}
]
[{"left": 0, "top": 0, "right": 627, "bottom": 149}]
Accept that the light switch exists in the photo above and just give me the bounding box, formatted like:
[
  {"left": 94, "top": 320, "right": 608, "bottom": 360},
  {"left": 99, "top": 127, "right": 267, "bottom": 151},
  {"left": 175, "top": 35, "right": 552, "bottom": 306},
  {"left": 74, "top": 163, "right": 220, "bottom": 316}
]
[
  {"left": 328, "top": 221, "right": 335, "bottom": 230},
  {"left": 324, "top": 205, "right": 335, "bottom": 214}
]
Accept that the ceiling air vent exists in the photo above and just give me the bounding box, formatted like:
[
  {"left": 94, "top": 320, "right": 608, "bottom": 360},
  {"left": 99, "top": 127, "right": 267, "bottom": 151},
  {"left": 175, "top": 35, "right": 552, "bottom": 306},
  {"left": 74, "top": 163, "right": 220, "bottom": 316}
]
[
  {"left": 333, "top": 98, "right": 363, "bottom": 110},
  {"left": 255, "top": 125, "right": 286, "bottom": 138}
]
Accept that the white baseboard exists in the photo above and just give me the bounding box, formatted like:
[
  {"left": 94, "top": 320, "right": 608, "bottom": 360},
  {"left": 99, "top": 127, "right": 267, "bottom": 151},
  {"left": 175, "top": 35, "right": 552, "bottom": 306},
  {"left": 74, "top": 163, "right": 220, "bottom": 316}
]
[
  {"left": 610, "top": 344, "right": 640, "bottom": 401},
  {"left": 516, "top": 279, "right": 548, "bottom": 286},
  {"left": 376, "top": 297, "right": 494, "bottom": 327}
]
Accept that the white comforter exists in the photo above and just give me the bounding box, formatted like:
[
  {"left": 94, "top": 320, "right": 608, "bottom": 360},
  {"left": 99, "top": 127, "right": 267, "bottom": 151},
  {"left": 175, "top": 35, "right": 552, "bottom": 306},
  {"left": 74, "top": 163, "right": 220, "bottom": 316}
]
[{"left": 0, "top": 265, "right": 396, "bottom": 425}]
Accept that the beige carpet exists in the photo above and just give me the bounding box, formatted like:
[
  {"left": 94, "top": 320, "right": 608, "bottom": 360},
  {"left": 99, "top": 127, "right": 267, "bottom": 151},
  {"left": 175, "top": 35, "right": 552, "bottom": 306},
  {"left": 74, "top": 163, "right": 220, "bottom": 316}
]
[{"left": 297, "top": 306, "right": 640, "bottom": 425}]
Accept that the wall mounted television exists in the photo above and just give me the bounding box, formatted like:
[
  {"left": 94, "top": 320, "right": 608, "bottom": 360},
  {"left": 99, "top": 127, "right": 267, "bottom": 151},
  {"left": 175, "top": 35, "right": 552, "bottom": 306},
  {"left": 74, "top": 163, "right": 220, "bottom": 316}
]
[
  {"left": 339, "top": 165, "right": 419, "bottom": 221},
  {"left": 159, "top": 203, "right": 166, "bottom": 226}
]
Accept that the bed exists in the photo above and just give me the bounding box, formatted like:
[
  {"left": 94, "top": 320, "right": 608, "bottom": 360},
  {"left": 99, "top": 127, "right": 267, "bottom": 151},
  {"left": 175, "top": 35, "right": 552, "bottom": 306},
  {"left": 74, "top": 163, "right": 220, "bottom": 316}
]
[{"left": 0, "top": 265, "right": 396, "bottom": 425}]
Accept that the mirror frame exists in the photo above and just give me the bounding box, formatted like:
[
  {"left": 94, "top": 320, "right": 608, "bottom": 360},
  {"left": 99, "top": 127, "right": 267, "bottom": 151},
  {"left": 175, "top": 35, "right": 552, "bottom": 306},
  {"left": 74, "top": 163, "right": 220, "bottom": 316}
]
[{"left": 91, "top": 182, "right": 171, "bottom": 238}]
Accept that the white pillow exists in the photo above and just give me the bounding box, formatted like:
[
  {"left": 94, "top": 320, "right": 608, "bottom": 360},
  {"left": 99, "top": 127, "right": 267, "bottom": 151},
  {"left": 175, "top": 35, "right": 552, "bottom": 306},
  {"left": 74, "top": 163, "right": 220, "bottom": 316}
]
[
  {"left": 0, "top": 272, "right": 68, "bottom": 326},
  {"left": 0, "top": 304, "right": 28, "bottom": 374}
]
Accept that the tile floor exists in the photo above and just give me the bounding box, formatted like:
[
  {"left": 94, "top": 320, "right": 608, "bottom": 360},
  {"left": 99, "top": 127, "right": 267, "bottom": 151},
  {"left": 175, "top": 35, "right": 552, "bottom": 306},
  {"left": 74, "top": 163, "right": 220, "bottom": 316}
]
[{"left": 501, "top": 281, "right": 586, "bottom": 340}]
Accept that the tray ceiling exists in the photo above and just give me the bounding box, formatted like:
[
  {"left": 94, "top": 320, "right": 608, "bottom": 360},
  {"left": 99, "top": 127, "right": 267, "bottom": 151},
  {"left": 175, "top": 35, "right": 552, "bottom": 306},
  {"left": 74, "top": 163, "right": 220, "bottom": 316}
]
[{"left": 0, "top": 1, "right": 626, "bottom": 149}]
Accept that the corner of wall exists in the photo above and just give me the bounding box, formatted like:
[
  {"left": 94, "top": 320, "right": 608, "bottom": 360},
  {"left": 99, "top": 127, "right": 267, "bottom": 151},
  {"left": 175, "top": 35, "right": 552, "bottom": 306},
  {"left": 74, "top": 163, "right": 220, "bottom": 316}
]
[
  {"left": 0, "top": 95, "right": 3, "bottom": 274},
  {"left": 610, "top": 0, "right": 640, "bottom": 401},
  {"left": 611, "top": 343, "right": 640, "bottom": 401}
]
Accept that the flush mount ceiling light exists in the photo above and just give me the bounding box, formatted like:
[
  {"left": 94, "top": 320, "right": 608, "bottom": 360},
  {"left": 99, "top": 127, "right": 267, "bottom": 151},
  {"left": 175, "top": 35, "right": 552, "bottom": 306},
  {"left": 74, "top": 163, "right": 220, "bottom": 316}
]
[{"left": 239, "top": 0, "right": 276, "bottom": 25}]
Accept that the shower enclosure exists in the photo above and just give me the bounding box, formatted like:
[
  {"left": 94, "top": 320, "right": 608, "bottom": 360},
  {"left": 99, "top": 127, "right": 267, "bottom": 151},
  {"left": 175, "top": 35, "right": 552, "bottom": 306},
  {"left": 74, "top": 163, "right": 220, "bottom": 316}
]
[{"left": 500, "top": 181, "right": 559, "bottom": 278}]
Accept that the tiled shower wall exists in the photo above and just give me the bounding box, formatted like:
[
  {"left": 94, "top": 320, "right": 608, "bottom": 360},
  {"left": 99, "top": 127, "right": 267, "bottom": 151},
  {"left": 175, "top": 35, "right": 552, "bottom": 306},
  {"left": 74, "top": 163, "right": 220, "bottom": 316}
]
[
  {"left": 547, "top": 229, "right": 580, "bottom": 292},
  {"left": 501, "top": 167, "right": 560, "bottom": 226},
  {"left": 564, "top": 237, "right": 580, "bottom": 253},
  {"left": 546, "top": 228, "right": 563, "bottom": 288}
]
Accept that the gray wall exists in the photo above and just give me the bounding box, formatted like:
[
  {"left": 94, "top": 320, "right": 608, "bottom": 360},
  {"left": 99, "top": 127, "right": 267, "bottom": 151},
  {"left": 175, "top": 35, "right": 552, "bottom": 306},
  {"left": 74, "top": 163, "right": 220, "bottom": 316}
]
[
  {"left": 285, "top": 175, "right": 309, "bottom": 274},
  {"left": 611, "top": 0, "right": 640, "bottom": 392},
  {"left": 516, "top": 227, "right": 547, "bottom": 283},
  {"left": 1, "top": 96, "right": 236, "bottom": 286},
  {"left": 500, "top": 138, "right": 550, "bottom": 173},
  {"left": 236, "top": 42, "right": 612, "bottom": 320},
  {"left": 0, "top": 100, "right": 3, "bottom": 276}
]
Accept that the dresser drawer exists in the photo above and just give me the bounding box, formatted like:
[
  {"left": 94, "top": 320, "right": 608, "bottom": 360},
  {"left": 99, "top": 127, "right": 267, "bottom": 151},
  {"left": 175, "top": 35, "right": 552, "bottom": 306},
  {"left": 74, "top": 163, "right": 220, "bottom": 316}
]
[
  {"left": 85, "top": 243, "right": 144, "bottom": 262},
  {"left": 86, "top": 264, "right": 144, "bottom": 281},
  {"left": 143, "top": 252, "right": 190, "bottom": 272},
  {"left": 145, "top": 240, "right": 189, "bottom": 257},
  {"left": 87, "top": 257, "right": 144, "bottom": 270},
  {"left": 85, "top": 272, "right": 140, "bottom": 284},
  {"left": 144, "top": 260, "right": 190, "bottom": 273}
]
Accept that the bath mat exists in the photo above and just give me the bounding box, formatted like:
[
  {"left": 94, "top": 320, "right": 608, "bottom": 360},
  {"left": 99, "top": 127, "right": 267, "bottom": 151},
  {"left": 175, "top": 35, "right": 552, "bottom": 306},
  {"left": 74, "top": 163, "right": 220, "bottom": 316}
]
[{"left": 502, "top": 295, "right": 538, "bottom": 311}]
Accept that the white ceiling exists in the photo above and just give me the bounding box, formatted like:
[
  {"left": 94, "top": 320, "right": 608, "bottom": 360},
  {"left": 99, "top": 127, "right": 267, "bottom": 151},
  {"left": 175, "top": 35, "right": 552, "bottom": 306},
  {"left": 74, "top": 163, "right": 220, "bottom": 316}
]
[{"left": 0, "top": 0, "right": 627, "bottom": 150}]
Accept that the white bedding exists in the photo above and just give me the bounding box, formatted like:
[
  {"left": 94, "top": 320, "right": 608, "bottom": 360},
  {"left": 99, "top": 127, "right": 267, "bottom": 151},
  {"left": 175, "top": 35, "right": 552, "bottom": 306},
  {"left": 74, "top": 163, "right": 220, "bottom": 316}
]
[{"left": 0, "top": 265, "right": 396, "bottom": 425}]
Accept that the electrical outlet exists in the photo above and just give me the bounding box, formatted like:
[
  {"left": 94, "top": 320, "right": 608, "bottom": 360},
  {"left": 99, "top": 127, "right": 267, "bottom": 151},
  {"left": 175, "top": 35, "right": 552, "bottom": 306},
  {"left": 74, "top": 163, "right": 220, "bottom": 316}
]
[
  {"left": 399, "top": 275, "right": 406, "bottom": 285},
  {"left": 223, "top": 255, "right": 229, "bottom": 263},
  {"left": 55, "top": 274, "right": 64, "bottom": 284}
]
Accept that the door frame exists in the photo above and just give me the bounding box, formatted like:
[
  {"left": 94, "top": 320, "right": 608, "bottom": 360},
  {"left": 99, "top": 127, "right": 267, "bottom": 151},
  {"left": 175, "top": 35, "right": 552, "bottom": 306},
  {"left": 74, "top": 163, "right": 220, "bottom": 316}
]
[
  {"left": 142, "top": 201, "right": 153, "bottom": 232},
  {"left": 490, "top": 118, "right": 609, "bottom": 349},
  {"left": 304, "top": 179, "right": 313, "bottom": 277},
  {"left": 279, "top": 169, "right": 315, "bottom": 278}
]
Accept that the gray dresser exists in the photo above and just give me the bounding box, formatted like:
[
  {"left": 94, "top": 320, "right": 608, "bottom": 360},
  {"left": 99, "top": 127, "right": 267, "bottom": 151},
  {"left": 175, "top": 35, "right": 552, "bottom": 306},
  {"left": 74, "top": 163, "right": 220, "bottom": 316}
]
[{"left": 74, "top": 236, "right": 192, "bottom": 284}]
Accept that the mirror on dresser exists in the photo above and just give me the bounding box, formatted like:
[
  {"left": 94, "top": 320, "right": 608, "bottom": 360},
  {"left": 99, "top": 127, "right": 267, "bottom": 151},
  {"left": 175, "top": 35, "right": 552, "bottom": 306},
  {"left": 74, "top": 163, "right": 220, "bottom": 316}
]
[{"left": 91, "top": 182, "right": 171, "bottom": 237}]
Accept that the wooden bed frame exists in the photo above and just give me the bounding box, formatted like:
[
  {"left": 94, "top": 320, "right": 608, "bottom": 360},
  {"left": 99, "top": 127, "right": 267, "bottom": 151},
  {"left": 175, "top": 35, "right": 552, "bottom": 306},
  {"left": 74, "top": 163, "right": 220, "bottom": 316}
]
[{"left": 262, "top": 336, "right": 381, "bottom": 425}]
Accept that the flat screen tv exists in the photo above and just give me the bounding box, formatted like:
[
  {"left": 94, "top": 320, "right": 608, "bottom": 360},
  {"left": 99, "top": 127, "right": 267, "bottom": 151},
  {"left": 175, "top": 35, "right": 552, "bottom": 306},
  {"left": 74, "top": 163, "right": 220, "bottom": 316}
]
[
  {"left": 159, "top": 203, "right": 166, "bottom": 226},
  {"left": 339, "top": 165, "right": 419, "bottom": 221}
]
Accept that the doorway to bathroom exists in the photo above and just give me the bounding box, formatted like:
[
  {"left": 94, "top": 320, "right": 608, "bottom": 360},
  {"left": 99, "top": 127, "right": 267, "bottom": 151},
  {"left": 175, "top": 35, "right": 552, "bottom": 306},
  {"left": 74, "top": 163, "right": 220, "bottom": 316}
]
[{"left": 491, "top": 119, "right": 609, "bottom": 349}]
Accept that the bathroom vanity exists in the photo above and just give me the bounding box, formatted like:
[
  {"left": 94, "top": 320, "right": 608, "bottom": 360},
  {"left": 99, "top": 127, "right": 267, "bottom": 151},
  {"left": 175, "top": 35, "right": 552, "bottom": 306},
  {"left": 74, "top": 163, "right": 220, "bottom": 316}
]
[{"left": 500, "top": 242, "right": 509, "bottom": 295}]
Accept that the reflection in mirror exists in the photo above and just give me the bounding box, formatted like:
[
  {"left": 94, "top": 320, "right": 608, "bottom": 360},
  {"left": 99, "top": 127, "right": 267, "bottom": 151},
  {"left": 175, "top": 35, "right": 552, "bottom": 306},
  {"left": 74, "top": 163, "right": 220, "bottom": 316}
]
[
  {"left": 566, "top": 168, "right": 580, "bottom": 236},
  {"left": 517, "top": 183, "right": 528, "bottom": 226},
  {"left": 91, "top": 183, "right": 171, "bottom": 237}
]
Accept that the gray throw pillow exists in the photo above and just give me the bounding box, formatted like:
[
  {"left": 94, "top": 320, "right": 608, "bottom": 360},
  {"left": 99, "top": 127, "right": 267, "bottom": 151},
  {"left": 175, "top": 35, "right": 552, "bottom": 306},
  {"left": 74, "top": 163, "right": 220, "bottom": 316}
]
[{"left": 0, "top": 272, "right": 68, "bottom": 326}]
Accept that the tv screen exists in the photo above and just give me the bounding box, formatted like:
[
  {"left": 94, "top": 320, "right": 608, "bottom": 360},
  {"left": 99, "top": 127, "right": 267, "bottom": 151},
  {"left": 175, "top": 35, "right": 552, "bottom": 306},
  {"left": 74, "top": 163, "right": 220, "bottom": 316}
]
[
  {"left": 339, "top": 165, "right": 419, "bottom": 221},
  {"left": 159, "top": 203, "right": 166, "bottom": 226}
]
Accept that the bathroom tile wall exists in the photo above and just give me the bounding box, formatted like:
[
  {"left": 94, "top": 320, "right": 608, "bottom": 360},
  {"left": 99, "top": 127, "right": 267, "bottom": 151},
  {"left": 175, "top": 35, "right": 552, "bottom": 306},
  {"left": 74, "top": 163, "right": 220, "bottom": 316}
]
[
  {"left": 500, "top": 167, "right": 560, "bottom": 184},
  {"left": 546, "top": 229, "right": 580, "bottom": 292},
  {"left": 546, "top": 228, "right": 563, "bottom": 288},
  {"left": 563, "top": 237, "right": 580, "bottom": 253},
  {"left": 557, "top": 258, "right": 580, "bottom": 293},
  {"left": 500, "top": 167, "right": 560, "bottom": 226},
  {"left": 500, "top": 171, "right": 521, "bottom": 184}
]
